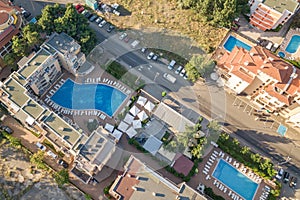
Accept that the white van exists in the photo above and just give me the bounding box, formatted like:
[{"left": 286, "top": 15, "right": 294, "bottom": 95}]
[{"left": 163, "top": 73, "right": 176, "bottom": 83}]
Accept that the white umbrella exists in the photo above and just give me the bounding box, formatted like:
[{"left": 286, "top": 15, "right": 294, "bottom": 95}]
[
  {"left": 138, "top": 110, "right": 148, "bottom": 121},
  {"left": 124, "top": 113, "right": 134, "bottom": 124},
  {"left": 112, "top": 129, "right": 123, "bottom": 141},
  {"left": 129, "top": 105, "right": 140, "bottom": 116},
  {"left": 118, "top": 121, "right": 129, "bottom": 132},
  {"left": 126, "top": 126, "right": 137, "bottom": 138},
  {"left": 133, "top": 119, "right": 142, "bottom": 129},
  {"left": 137, "top": 96, "right": 147, "bottom": 106},
  {"left": 104, "top": 123, "right": 114, "bottom": 133},
  {"left": 144, "top": 101, "right": 155, "bottom": 112}
]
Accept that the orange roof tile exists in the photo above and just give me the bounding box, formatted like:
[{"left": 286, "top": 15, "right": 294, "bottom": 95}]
[{"left": 265, "top": 85, "right": 291, "bottom": 105}]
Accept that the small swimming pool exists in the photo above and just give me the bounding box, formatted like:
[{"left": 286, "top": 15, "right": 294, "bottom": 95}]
[
  {"left": 224, "top": 35, "right": 252, "bottom": 52},
  {"left": 50, "top": 79, "right": 127, "bottom": 117},
  {"left": 285, "top": 35, "right": 300, "bottom": 54},
  {"left": 278, "top": 51, "right": 285, "bottom": 58},
  {"left": 213, "top": 159, "right": 258, "bottom": 200}
]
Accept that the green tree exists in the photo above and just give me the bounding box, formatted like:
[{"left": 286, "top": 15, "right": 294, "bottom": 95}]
[
  {"left": 185, "top": 55, "right": 215, "bottom": 82},
  {"left": 12, "top": 36, "right": 28, "bottom": 57},
  {"left": 207, "top": 120, "right": 221, "bottom": 134},
  {"left": 240, "top": 146, "right": 250, "bottom": 155},
  {"left": 3, "top": 53, "right": 16, "bottom": 66},
  {"left": 22, "top": 24, "right": 41, "bottom": 46},
  {"left": 3, "top": 132, "right": 21, "bottom": 147},
  {"left": 54, "top": 169, "right": 69, "bottom": 187},
  {"left": 30, "top": 150, "right": 47, "bottom": 170}
]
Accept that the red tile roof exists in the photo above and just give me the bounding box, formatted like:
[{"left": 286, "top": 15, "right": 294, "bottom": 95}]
[{"left": 265, "top": 85, "right": 291, "bottom": 105}]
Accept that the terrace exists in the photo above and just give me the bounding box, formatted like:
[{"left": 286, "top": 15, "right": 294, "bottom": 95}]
[
  {"left": 23, "top": 100, "right": 45, "bottom": 119},
  {"left": 43, "top": 112, "right": 81, "bottom": 146},
  {"left": 4, "top": 77, "right": 29, "bottom": 107}
]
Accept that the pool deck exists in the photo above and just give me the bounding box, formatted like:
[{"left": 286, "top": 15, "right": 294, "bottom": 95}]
[
  {"left": 212, "top": 31, "right": 256, "bottom": 62},
  {"left": 278, "top": 28, "right": 300, "bottom": 60},
  {"left": 194, "top": 147, "right": 272, "bottom": 200},
  {"left": 40, "top": 67, "right": 134, "bottom": 135}
]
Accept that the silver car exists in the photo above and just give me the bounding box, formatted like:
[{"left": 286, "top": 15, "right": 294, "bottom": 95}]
[{"left": 98, "top": 20, "right": 107, "bottom": 28}]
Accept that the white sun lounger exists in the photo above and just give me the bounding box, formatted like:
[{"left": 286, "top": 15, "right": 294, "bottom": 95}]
[
  {"left": 209, "top": 158, "right": 214, "bottom": 163},
  {"left": 213, "top": 179, "right": 217, "bottom": 185},
  {"left": 224, "top": 188, "right": 227, "bottom": 193},
  {"left": 214, "top": 150, "right": 218, "bottom": 154},
  {"left": 205, "top": 164, "right": 210, "bottom": 168},
  {"left": 207, "top": 162, "right": 212, "bottom": 166},
  {"left": 228, "top": 191, "right": 232, "bottom": 196},
  {"left": 203, "top": 170, "right": 208, "bottom": 175}
]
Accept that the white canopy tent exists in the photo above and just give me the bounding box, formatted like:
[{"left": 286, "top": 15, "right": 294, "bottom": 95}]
[
  {"left": 132, "top": 119, "right": 142, "bottom": 129},
  {"left": 138, "top": 110, "right": 148, "bottom": 121},
  {"left": 112, "top": 129, "right": 123, "bottom": 141},
  {"left": 129, "top": 105, "right": 140, "bottom": 116},
  {"left": 126, "top": 126, "right": 137, "bottom": 138},
  {"left": 123, "top": 113, "right": 134, "bottom": 124},
  {"left": 137, "top": 96, "right": 147, "bottom": 106},
  {"left": 144, "top": 101, "right": 155, "bottom": 112},
  {"left": 104, "top": 123, "right": 114, "bottom": 133},
  {"left": 118, "top": 121, "right": 129, "bottom": 132}
]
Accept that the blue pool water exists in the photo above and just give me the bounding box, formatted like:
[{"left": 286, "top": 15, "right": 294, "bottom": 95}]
[
  {"left": 50, "top": 79, "right": 127, "bottom": 117},
  {"left": 224, "top": 35, "right": 252, "bottom": 52},
  {"left": 285, "top": 35, "right": 300, "bottom": 54},
  {"left": 213, "top": 159, "right": 258, "bottom": 200},
  {"left": 278, "top": 51, "right": 285, "bottom": 58}
]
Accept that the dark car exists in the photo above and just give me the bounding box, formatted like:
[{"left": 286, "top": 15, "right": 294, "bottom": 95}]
[
  {"left": 289, "top": 177, "right": 297, "bottom": 188},
  {"left": 283, "top": 171, "right": 290, "bottom": 183},
  {"left": 2, "top": 126, "right": 13, "bottom": 134},
  {"left": 89, "top": 15, "right": 97, "bottom": 22},
  {"left": 23, "top": 11, "right": 31, "bottom": 18},
  {"left": 106, "top": 24, "right": 115, "bottom": 33},
  {"left": 84, "top": 12, "right": 92, "bottom": 18},
  {"left": 58, "top": 159, "right": 69, "bottom": 169}
]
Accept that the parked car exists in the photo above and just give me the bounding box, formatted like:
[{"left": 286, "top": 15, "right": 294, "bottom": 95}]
[
  {"left": 106, "top": 24, "right": 115, "bottom": 33},
  {"left": 183, "top": 73, "right": 188, "bottom": 80},
  {"left": 47, "top": 150, "right": 58, "bottom": 159},
  {"left": 75, "top": 4, "right": 82, "bottom": 10},
  {"left": 168, "top": 60, "right": 176, "bottom": 70},
  {"left": 119, "top": 32, "right": 127, "bottom": 40},
  {"left": 175, "top": 66, "right": 183, "bottom": 74},
  {"left": 152, "top": 54, "right": 158, "bottom": 61},
  {"left": 180, "top": 68, "right": 186, "bottom": 77},
  {"left": 98, "top": 20, "right": 107, "bottom": 28},
  {"left": 89, "top": 15, "right": 97, "bottom": 22},
  {"left": 77, "top": 7, "right": 84, "bottom": 13},
  {"left": 95, "top": 17, "right": 103, "bottom": 23},
  {"left": 81, "top": 10, "right": 87, "bottom": 15},
  {"left": 147, "top": 52, "right": 154, "bottom": 60},
  {"left": 275, "top": 168, "right": 284, "bottom": 180},
  {"left": 141, "top": 48, "right": 147, "bottom": 53},
  {"left": 163, "top": 73, "right": 176, "bottom": 83},
  {"left": 58, "top": 159, "right": 69, "bottom": 169},
  {"left": 289, "top": 177, "right": 297, "bottom": 188},
  {"left": 283, "top": 172, "right": 290, "bottom": 183},
  {"left": 85, "top": 12, "right": 92, "bottom": 19},
  {"left": 2, "top": 126, "right": 13, "bottom": 134},
  {"left": 36, "top": 142, "right": 46, "bottom": 151}
]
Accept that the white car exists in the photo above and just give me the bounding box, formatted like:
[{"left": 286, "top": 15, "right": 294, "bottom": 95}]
[
  {"left": 119, "top": 32, "right": 127, "bottom": 40},
  {"left": 175, "top": 66, "right": 183, "bottom": 74},
  {"left": 95, "top": 17, "right": 103, "bottom": 24},
  {"left": 36, "top": 142, "right": 46, "bottom": 151},
  {"left": 180, "top": 68, "right": 186, "bottom": 77},
  {"left": 98, "top": 20, "right": 107, "bottom": 28},
  {"left": 47, "top": 150, "right": 58, "bottom": 159},
  {"left": 275, "top": 168, "right": 284, "bottom": 180},
  {"left": 147, "top": 52, "right": 154, "bottom": 60}
]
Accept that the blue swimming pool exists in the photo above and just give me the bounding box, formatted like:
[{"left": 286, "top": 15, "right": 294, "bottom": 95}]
[
  {"left": 213, "top": 159, "right": 258, "bottom": 200},
  {"left": 51, "top": 79, "right": 127, "bottom": 117},
  {"left": 224, "top": 35, "right": 252, "bottom": 52},
  {"left": 285, "top": 35, "right": 300, "bottom": 54}
]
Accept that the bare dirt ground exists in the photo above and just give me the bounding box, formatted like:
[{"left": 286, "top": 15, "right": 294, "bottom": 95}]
[
  {"left": 100, "top": 0, "right": 227, "bottom": 52},
  {"left": 0, "top": 141, "right": 87, "bottom": 200}
]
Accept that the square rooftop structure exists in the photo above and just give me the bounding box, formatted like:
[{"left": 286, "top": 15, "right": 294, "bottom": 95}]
[
  {"left": 46, "top": 32, "right": 81, "bottom": 56},
  {"left": 109, "top": 155, "right": 207, "bottom": 200}
]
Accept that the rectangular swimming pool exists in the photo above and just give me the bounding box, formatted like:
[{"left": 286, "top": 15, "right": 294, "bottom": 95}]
[
  {"left": 285, "top": 35, "right": 300, "bottom": 54},
  {"left": 224, "top": 35, "right": 252, "bottom": 52},
  {"left": 212, "top": 159, "right": 258, "bottom": 200}
]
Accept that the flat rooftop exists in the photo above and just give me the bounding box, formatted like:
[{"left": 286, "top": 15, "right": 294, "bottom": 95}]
[
  {"left": 112, "top": 156, "right": 206, "bottom": 200},
  {"left": 19, "top": 49, "right": 51, "bottom": 79},
  {"left": 80, "top": 129, "right": 115, "bottom": 166},
  {"left": 4, "top": 77, "right": 28, "bottom": 107},
  {"left": 264, "top": 0, "right": 299, "bottom": 13},
  {"left": 46, "top": 32, "right": 79, "bottom": 55},
  {"left": 23, "top": 99, "right": 45, "bottom": 119},
  {"left": 43, "top": 112, "right": 81, "bottom": 146}
]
